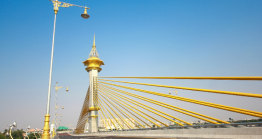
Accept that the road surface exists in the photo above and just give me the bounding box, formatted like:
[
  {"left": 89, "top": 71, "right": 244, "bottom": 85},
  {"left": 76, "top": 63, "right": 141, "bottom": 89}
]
[{"left": 58, "top": 133, "right": 179, "bottom": 139}]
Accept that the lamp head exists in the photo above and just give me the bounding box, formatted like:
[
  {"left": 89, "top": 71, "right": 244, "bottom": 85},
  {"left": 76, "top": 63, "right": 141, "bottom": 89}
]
[
  {"left": 13, "top": 121, "right": 17, "bottom": 127},
  {"left": 81, "top": 8, "right": 90, "bottom": 19}
]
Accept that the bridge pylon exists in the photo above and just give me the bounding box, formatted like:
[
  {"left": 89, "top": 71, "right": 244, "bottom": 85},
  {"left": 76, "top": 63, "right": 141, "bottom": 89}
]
[{"left": 75, "top": 34, "right": 104, "bottom": 133}]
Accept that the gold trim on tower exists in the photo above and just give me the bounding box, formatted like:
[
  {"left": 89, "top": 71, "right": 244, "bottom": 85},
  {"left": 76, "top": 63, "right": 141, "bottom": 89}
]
[
  {"left": 88, "top": 115, "right": 98, "bottom": 118},
  {"left": 88, "top": 106, "right": 100, "bottom": 112}
]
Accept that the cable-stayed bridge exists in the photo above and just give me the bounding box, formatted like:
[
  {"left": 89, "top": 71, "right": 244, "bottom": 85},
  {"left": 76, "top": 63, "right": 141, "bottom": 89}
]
[{"left": 71, "top": 35, "right": 262, "bottom": 139}]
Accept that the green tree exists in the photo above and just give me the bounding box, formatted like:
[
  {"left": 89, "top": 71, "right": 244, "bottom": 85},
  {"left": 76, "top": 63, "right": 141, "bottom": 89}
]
[
  {"left": 11, "top": 130, "right": 24, "bottom": 139},
  {"left": 27, "top": 132, "right": 41, "bottom": 139},
  {"left": 0, "top": 133, "right": 6, "bottom": 139},
  {"left": 3, "top": 129, "right": 8, "bottom": 136}
]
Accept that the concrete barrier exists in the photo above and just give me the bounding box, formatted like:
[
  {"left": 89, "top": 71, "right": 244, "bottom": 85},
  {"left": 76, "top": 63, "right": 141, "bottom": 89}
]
[{"left": 73, "top": 127, "right": 262, "bottom": 139}]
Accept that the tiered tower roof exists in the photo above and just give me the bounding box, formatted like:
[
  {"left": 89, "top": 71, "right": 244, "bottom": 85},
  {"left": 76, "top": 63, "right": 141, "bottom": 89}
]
[{"left": 83, "top": 34, "right": 104, "bottom": 72}]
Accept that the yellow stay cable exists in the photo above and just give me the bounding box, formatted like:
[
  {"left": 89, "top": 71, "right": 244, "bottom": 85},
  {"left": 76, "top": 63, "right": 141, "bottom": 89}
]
[
  {"left": 100, "top": 88, "right": 183, "bottom": 126},
  {"left": 93, "top": 87, "right": 99, "bottom": 107},
  {"left": 93, "top": 77, "right": 99, "bottom": 107},
  {"left": 99, "top": 95, "right": 132, "bottom": 129},
  {"left": 98, "top": 89, "right": 150, "bottom": 128},
  {"left": 75, "top": 91, "right": 90, "bottom": 133},
  {"left": 99, "top": 76, "right": 262, "bottom": 80},
  {"left": 99, "top": 97, "right": 125, "bottom": 129},
  {"left": 96, "top": 83, "right": 132, "bottom": 129},
  {"left": 99, "top": 79, "right": 262, "bottom": 98},
  {"left": 98, "top": 107, "right": 112, "bottom": 130},
  {"left": 99, "top": 83, "right": 229, "bottom": 124},
  {"left": 98, "top": 89, "right": 138, "bottom": 128},
  {"left": 98, "top": 109, "right": 108, "bottom": 131},
  {"left": 98, "top": 100, "right": 118, "bottom": 130},
  {"left": 101, "top": 85, "right": 207, "bottom": 125},
  {"left": 99, "top": 98, "right": 123, "bottom": 130},
  {"left": 99, "top": 93, "right": 134, "bottom": 129},
  {"left": 99, "top": 88, "right": 162, "bottom": 127},
  {"left": 98, "top": 103, "right": 113, "bottom": 131},
  {"left": 92, "top": 80, "right": 109, "bottom": 130},
  {"left": 99, "top": 91, "right": 146, "bottom": 128},
  {"left": 99, "top": 81, "right": 262, "bottom": 118},
  {"left": 97, "top": 112, "right": 106, "bottom": 131}
]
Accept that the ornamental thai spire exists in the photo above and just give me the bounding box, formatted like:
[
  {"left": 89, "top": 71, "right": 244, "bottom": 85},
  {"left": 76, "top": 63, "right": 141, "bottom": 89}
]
[
  {"left": 89, "top": 34, "right": 99, "bottom": 58},
  {"left": 83, "top": 34, "right": 104, "bottom": 72}
]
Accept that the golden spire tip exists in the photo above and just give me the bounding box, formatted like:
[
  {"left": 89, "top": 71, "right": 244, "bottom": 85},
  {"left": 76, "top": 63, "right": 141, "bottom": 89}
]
[{"left": 93, "top": 34, "right": 95, "bottom": 47}]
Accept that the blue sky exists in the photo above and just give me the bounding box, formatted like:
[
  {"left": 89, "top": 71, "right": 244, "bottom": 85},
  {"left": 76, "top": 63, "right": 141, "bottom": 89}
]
[{"left": 0, "top": 0, "right": 262, "bottom": 130}]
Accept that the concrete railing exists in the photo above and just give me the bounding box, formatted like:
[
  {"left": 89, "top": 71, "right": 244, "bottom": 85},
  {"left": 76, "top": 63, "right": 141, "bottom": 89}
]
[
  {"left": 73, "top": 123, "right": 261, "bottom": 139},
  {"left": 98, "top": 122, "right": 262, "bottom": 132},
  {"left": 71, "top": 123, "right": 262, "bottom": 139}
]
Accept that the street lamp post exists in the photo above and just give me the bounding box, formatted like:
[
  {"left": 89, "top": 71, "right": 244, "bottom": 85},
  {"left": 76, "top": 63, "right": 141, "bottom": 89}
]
[
  {"left": 9, "top": 125, "right": 13, "bottom": 139},
  {"left": 35, "top": 128, "right": 42, "bottom": 139},
  {"left": 9, "top": 122, "right": 17, "bottom": 139},
  {"left": 25, "top": 126, "right": 30, "bottom": 139},
  {"left": 42, "top": 1, "right": 89, "bottom": 139},
  {"left": 130, "top": 106, "right": 137, "bottom": 129},
  {"left": 34, "top": 129, "right": 37, "bottom": 139},
  {"left": 53, "top": 82, "right": 67, "bottom": 135}
]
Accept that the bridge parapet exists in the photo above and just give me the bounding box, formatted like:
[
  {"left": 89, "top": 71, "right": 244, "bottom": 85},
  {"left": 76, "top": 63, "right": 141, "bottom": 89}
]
[{"left": 74, "top": 124, "right": 262, "bottom": 139}]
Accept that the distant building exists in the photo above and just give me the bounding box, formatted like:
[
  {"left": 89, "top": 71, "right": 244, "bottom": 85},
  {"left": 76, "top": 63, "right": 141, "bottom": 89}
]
[
  {"left": 99, "top": 118, "right": 135, "bottom": 130},
  {"left": 22, "top": 133, "right": 26, "bottom": 137},
  {"left": 27, "top": 128, "right": 42, "bottom": 133}
]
